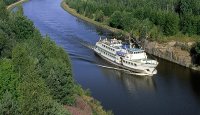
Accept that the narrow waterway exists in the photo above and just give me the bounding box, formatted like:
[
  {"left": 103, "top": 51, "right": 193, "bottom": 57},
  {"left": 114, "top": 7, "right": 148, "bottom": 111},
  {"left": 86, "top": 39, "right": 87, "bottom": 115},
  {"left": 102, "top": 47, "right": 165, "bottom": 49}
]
[{"left": 22, "top": 0, "right": 200, "bottom": 115}]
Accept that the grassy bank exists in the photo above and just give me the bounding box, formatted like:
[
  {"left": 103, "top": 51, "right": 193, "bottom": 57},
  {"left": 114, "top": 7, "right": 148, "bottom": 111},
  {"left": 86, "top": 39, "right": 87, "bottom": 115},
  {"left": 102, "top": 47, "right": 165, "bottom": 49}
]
[
  {"left": 61, "top": 0, "right": 128, "bottom": 36},
  {"left": 7, "top": 0, "right": 28, "bottom": 11}
]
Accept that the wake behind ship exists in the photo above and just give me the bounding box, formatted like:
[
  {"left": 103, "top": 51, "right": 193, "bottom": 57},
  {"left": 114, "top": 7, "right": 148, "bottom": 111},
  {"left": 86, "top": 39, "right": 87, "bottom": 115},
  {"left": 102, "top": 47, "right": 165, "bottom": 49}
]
[{"left": 94, "top": 38, "right": 158, "bottom": 76}]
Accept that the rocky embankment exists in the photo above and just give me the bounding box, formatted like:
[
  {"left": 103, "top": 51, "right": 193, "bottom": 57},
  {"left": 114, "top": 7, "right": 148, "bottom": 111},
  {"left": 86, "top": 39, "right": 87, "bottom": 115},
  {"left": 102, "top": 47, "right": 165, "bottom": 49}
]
[{"left": 143, "top": 40, "right": 200, "bottom": 70}]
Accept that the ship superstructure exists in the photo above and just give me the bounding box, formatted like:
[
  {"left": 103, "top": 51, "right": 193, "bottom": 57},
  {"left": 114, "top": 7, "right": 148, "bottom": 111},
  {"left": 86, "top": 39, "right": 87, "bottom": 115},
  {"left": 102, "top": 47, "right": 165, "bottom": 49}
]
[{"left": 94, "top": 38, "right": 158, "bottom": 76}]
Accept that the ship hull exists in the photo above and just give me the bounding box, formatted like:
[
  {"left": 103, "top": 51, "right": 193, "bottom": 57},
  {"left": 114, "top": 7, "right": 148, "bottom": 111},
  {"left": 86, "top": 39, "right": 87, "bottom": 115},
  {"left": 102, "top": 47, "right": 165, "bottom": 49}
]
[{"left": 94, "top": 48, "right": 157, "bottom": 76}]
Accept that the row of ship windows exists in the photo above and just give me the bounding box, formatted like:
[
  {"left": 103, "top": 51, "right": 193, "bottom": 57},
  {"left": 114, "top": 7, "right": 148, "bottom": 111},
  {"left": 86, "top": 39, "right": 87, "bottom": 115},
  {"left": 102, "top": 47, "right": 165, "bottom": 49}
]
[
  {"left": 102, "top": 44, "right": 115, "bottom": 51},
  {"left": 123, "top": 60, "right": 137, "bottom": 66},
  {"left": 99, "top": 48, "right": 115, "bottom": 58},
  {"left": 134, "top": 52, "right": 143, "bottom": 54},
  {"left": 129, "top": 51, "right": 144, "bottom": 54}
]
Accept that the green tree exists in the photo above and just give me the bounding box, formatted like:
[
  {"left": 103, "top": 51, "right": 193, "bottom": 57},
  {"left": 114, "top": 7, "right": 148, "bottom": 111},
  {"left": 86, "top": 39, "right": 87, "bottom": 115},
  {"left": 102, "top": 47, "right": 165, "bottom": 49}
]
[
  {"left": 109, "top": 11, "right": 123, "bottom": 29},
  {"left": 0, "top": 1, "right": 9, "bottom": 20},
  {"left": 39, "top": 38, "right": 75, "bottom": 105},
  {"left": 3, "top": 0, "right": 17, "bottom": 5},
  {"left": 95, "top": 10, "right": 104, "bottom": 22},
  {"left": 0, "top": 91, "right": 18, "bottom": 115},
  {"left": 163, "top": 12, "right": 179, "bottom": 35},
  {"left": 11, "top": 16, "right": 35, "bottom": 41},
  {"left": 0, "top": 59, "right": 19, "bottom": 99}
]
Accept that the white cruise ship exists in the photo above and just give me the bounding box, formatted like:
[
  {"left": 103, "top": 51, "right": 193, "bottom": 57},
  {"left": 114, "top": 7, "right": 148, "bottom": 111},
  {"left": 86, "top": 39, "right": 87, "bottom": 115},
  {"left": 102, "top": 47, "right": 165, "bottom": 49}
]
[{"left": 93, "top": 38, "right": 158, "bottom": 76}]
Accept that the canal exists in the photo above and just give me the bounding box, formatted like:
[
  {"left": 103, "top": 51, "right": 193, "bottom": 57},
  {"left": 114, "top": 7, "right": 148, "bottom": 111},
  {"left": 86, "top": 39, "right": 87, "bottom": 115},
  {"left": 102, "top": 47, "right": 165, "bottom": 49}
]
[{"left": 22, "top": 0, "right": 200, "bottom": 115}]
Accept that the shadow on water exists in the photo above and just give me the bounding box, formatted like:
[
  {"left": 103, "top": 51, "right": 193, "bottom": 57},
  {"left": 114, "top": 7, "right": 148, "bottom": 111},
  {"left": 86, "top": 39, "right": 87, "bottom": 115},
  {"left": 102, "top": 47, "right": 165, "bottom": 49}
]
[{"left": 190, "top": 71, "right": 200, "bottom": 100}]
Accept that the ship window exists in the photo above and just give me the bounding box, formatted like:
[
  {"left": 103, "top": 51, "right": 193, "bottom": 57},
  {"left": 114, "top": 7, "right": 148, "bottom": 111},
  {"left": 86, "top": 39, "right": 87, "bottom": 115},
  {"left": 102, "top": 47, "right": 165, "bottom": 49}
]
[
  {"left": 134, "top": 63, "right": 137, "bottom": 66},
  {"left": 147, "top": 69, "right": 150, "bottom": 71}
]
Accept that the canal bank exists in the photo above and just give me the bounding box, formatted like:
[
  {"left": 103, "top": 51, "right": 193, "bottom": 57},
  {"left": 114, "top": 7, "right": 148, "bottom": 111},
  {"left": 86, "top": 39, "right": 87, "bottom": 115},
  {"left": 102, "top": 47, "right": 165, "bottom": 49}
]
[
  {"left": 7, "top": 0, "right": 28, "bottom": 11},
  {"left": 61, "top": 1, "right": 200, "bottom": 71},
  {"left": 61, "top": 1, "right": 127, "bottom": 35}
]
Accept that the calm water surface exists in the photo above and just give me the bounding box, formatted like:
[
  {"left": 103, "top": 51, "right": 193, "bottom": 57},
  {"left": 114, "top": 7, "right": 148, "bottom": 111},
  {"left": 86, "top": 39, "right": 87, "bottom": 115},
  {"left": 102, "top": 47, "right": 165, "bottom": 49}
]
[{"left": 23, "top": 0, "right": 200, "bottom": 115}]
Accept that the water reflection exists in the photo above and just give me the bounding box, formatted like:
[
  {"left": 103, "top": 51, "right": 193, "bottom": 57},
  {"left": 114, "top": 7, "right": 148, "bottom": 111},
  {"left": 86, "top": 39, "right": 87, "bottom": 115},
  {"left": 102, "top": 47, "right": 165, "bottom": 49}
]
[
  {"left": 95, "top": 55, "right": 156, "bottom": 95},
  {"left": 118, "top": 72, "right": 156, "bottom": 94}
]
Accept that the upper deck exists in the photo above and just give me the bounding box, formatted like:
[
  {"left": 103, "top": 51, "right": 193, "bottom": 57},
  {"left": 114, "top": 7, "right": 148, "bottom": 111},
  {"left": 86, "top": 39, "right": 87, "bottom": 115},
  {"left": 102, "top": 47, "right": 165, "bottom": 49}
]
[
  {"left": 98, "top": 38, "right": 122, "bottom": 47},
  {"left": 127, "top": 48, "right": 145, "bottom": 54}
]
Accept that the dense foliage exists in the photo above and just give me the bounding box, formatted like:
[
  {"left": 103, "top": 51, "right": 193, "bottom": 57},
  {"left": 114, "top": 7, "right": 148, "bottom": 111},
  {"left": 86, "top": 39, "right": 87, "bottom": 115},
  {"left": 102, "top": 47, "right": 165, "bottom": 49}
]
[
  {"left": 65, "top": 0, "right": 200, "bottom": 40},
  {"left": 3, "top": 0, "right": 18, "bottom": 5},
  {"left": 0, "top": 1, "right": 78, "bottom": 114}
]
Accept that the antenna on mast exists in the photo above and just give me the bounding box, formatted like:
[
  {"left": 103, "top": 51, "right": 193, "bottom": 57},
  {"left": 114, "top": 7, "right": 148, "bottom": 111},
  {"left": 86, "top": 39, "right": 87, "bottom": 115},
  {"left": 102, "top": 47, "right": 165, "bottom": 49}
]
[{"left": 128, "top": 35, "right": 133, "bottom": 48}]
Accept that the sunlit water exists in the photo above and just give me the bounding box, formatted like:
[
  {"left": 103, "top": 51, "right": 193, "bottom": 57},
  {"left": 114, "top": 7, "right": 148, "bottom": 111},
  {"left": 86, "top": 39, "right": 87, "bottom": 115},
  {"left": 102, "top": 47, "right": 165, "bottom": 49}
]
[{"left": 22, "top": 0, "right": 200, "bottom": 115}]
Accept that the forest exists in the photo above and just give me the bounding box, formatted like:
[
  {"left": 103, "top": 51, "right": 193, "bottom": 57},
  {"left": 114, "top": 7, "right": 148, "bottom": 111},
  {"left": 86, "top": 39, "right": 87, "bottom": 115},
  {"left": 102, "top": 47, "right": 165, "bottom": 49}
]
[
  {"left": 65, "top": 0, "right": 200, "bottom": 65},
  {"left": 0, "top": 1, "right": 112, "bottom": 114},
  {"left": 65, "top": 0, "right": 200, "bottom": 40}
]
